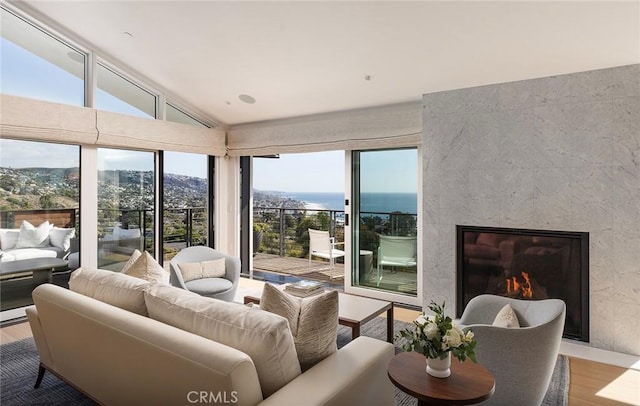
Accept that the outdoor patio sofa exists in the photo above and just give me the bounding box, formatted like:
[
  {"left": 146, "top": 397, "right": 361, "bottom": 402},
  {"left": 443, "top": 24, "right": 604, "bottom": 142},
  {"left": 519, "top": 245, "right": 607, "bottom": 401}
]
[{"left": 0, "top": 224, "right": 74, "bottom": 263}]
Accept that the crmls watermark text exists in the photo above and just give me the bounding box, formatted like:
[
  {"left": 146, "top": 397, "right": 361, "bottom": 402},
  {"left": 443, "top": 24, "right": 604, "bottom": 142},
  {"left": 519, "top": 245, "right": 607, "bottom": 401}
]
[{"left": 187, "top": 391, "right": 239, "bottom": 404}]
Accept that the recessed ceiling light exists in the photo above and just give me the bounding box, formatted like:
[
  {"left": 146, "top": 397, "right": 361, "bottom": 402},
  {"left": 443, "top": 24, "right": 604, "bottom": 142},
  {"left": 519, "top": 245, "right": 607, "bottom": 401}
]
[{"left": 239, "top": 94, "right": 256, "bottom": 104}]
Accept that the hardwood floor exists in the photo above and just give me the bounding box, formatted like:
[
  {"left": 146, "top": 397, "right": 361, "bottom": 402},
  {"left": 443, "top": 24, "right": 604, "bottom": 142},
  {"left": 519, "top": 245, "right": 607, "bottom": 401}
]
[{"left": 3, "top": 307, "right": 637, "bottom": 405}]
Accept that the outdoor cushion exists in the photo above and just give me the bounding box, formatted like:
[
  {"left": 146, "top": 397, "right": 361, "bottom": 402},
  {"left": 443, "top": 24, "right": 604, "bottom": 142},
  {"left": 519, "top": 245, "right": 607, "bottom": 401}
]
[
  {"left": 0, "top": 229, "right": 20, "bottom": 250},
  {"left": 49, "top": 227, "right": 76, "bottom": 251},
  {"left": 16, "top": 221, "right": 53, "bottom": 249}
]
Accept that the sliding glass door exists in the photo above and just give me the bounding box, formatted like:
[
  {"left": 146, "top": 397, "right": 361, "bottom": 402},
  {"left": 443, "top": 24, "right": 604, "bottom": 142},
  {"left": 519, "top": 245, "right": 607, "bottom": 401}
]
[
  {"left": 349, "top": 148, "right": 418, "bottom": 301},
  {"left": 97, "top": 148, "right": 154, "bottom": 271}
]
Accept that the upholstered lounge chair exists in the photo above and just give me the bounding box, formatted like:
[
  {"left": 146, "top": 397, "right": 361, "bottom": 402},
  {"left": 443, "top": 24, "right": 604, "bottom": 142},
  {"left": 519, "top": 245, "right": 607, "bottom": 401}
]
[
  {"left": 458, "top": 294, "right": 566, "bottom": 406},
  {"left": 169, "top": 246, "right": 240, "bottom": 302}
]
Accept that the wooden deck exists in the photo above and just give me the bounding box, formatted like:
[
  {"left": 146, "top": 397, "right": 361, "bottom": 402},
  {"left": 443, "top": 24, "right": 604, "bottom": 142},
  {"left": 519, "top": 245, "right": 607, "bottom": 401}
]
[
  {"left": 252, "top": 253, "right": 345, "bottom": 283},
  {"left": 252, "top": 253, "right": 418, "bottom": 296}
]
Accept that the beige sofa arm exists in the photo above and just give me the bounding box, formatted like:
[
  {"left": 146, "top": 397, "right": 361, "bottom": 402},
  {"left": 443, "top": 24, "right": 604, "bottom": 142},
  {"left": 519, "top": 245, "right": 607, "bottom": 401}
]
[
  {"left": 26, "top": 306, "right": 54, "bottom": 370},
  {"left": 259, "top": 336, "right": 395, "bottom": 406}
]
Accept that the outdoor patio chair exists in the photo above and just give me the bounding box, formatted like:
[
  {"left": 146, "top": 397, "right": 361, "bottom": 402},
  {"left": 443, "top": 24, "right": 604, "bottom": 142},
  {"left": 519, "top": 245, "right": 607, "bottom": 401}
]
[
  {"left": 376, "top": 235, "right": 417, "bottom": 286},
  {"left": 308, "top": 228, "right": 345, "bottom": 280}
]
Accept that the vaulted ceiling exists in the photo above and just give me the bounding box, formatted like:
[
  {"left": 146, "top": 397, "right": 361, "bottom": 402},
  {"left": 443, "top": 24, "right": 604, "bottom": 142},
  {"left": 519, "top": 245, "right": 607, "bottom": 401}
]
[{"left": 16, "top": 1, "right": 640, "bottom": 126}]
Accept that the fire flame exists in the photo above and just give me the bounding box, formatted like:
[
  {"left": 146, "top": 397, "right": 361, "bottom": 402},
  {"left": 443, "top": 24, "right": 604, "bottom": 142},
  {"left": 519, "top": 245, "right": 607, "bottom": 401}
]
[{"left": 506, "top": 272, "right": 534, "bottom": 299}]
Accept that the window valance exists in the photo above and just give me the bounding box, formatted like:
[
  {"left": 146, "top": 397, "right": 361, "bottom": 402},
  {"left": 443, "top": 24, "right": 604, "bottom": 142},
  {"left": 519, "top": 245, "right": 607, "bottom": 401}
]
[
  {"left": 226, "top": 101, "right": 422, "bottom": 156},
  {"left": 0, "top": 94, "right": 226, "bottom": 155}
]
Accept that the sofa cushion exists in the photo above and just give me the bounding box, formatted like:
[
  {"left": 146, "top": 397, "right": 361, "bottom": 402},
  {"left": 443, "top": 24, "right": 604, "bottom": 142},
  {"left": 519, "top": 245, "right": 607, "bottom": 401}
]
[
  {"left": 260, "top": 283, "right": 339, "bottom": 371},
  {"left": 122, "top": 251, "right": 168, "bottom": 284},
  {"left": 144, "top": 284, "right": 301, "bottom": 397},
  {"left": 0, "top": 229, "right": 20, "bottom": 250},
  {"left": 49, "top": 227, "right": 76, "bottom": 251},
  {"left": 184, "top": 277, "right": 233, "bottom": 296},
  {"left": 16, "top": 221, "right": 53, "bottom": 249},
  {"left": 69, "top": 267, "right": 151, "bottom": 316},
  {"left": 493, "top": 303, "right": 520, "bottom": 328}
]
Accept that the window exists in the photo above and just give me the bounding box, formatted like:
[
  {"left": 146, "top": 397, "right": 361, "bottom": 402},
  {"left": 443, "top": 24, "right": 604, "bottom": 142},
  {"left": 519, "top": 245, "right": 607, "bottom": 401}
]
[
  {"left": 163, "top": 151, "right": 210, "bottom": 263},
  {"left": 96, "top": 63, "right": 156, "bottom": 118},
  {"left": 166, "top": 104, "right": 208, "bottom": 127},
  {"left": 97, "top": 148, "right": 155, "bottom": 270},
  {"left": 0, "top": 7, "right": 84, "bottom": 106},
  {"left": 0, "top": 139, "right": 80, "bottom": 312}
]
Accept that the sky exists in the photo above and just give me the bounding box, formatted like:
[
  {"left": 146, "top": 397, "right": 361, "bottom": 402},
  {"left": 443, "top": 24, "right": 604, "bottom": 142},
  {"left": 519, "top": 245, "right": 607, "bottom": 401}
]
[
  {"left": 253, "top": 149, "right": 417, "bottom": 194},
  {"left": 253, "top": 151, "right": 345, "bottom": 193}
]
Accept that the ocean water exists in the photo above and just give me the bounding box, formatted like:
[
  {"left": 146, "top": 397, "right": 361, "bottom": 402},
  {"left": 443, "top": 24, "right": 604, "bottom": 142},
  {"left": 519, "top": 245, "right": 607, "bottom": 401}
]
[{"left": 286, "top": 192, "right": 417, "bottom": 214}]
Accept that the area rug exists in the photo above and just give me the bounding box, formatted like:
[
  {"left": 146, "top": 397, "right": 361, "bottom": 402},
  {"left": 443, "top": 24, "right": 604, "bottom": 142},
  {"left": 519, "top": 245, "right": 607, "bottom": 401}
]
[{"left": 1, "top": 318, "right": 569, "bottom": 405}]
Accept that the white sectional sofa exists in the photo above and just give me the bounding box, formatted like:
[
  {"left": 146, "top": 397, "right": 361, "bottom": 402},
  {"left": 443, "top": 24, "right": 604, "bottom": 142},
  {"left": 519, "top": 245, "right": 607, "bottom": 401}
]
[
  {"left": 0, "top": 221, "right": 75, "bottom": 262},
  {"left": 27, "top": 268, "right": 396, "bottom": 406}
]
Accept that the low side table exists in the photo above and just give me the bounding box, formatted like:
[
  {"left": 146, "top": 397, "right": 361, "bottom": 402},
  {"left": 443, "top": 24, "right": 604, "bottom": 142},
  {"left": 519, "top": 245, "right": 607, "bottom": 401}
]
[{"left": 387, "top": 351, "right": 495, "bottom": 405}]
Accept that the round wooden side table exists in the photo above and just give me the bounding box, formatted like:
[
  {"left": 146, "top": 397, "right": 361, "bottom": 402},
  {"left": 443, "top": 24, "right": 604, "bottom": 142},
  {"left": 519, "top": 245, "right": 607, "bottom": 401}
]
[{"left": 387, "top": 351, "right": 495, "bottom": 405}]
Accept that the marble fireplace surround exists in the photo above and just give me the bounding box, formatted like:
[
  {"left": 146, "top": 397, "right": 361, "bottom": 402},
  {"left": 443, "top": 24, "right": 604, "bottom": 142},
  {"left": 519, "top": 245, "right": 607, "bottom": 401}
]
[{"left": 421, "top": 64, "right": 640, "bottom": 357}]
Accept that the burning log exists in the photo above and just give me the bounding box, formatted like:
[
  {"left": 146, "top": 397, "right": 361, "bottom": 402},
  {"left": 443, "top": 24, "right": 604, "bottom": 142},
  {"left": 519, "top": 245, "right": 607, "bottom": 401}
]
[{"left": 502, "top": 272, "right": 549, "bottom": 300}]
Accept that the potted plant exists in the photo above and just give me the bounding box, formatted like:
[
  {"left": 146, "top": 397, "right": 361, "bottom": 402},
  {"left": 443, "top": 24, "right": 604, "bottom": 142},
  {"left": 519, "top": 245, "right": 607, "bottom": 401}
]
[
  {"left": 397, "top": 301, "right": 477, "bottom": 378},
  {"left": 252, "top": 222, "right": 268, "bottom": 256}
]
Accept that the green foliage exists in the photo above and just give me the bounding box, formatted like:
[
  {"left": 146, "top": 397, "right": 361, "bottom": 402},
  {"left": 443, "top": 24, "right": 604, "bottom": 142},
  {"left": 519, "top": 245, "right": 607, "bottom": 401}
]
[{"left": 39, "top": 194, "right": 56, "bottom": 209}]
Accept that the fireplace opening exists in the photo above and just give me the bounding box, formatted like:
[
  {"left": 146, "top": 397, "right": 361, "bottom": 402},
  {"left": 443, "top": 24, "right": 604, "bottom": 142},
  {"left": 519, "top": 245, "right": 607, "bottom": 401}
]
[{"left": 456, "top": 225, "right": 589, "bottom": 342}]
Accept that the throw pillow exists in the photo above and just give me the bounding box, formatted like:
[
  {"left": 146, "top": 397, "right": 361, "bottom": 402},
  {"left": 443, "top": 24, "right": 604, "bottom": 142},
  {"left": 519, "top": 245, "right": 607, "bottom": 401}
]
[
  {"left": 177, "top": 261, "right": 203, "bottom": 282},
  {"left": 16, "top": 220, "right": 53, "bottom": 248},
  {"left": 144, "top": 284, "right": 301, "bottom": 397},
  {"left": 69, "top": 267, "right": 151, "bottom": 316},
  {"left": 202, "top": 258, "right": 226, "bottom": 278},
  {"left": 0, "top": 229, "right": 20, "bottom": 250},
  {"left": 49, "top": 227, "right": 76, "bottom": 251},
  {"left": 261, "top": 283, "right": 339, "bottom": 371},
  {"left": 121, "top": 249, "right": 142, "bottom": 274},
  {"left": 178, "top": 258, "right": 226, "bottom": 282},
  {"left": 493, "top": 303, "right": 520, "bottom": 328},
  {"left": 122, "top": 251, "right": 168, "bottom": 284}
]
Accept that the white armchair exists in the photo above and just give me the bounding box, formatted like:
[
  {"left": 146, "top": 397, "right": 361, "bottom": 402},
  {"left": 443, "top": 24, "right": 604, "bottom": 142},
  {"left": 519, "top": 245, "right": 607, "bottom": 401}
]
[
  {"left": 458, "top": 294, "right": 566, "bottom": 406},
  {"left": 169, "top": 246, "right": 240, "bottom": 302}
]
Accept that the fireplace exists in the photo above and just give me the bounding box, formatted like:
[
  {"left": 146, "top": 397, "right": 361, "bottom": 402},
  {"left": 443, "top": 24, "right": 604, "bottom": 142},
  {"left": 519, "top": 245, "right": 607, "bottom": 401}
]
[{"left": 456, "top": 225, "right": 589, "bottom": 342}]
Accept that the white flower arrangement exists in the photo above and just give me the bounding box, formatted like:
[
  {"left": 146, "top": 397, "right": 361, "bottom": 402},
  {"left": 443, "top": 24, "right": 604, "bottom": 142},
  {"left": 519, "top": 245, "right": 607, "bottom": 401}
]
[{"left": 397, "top": 301, "right": 477, "bottom": 362}]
